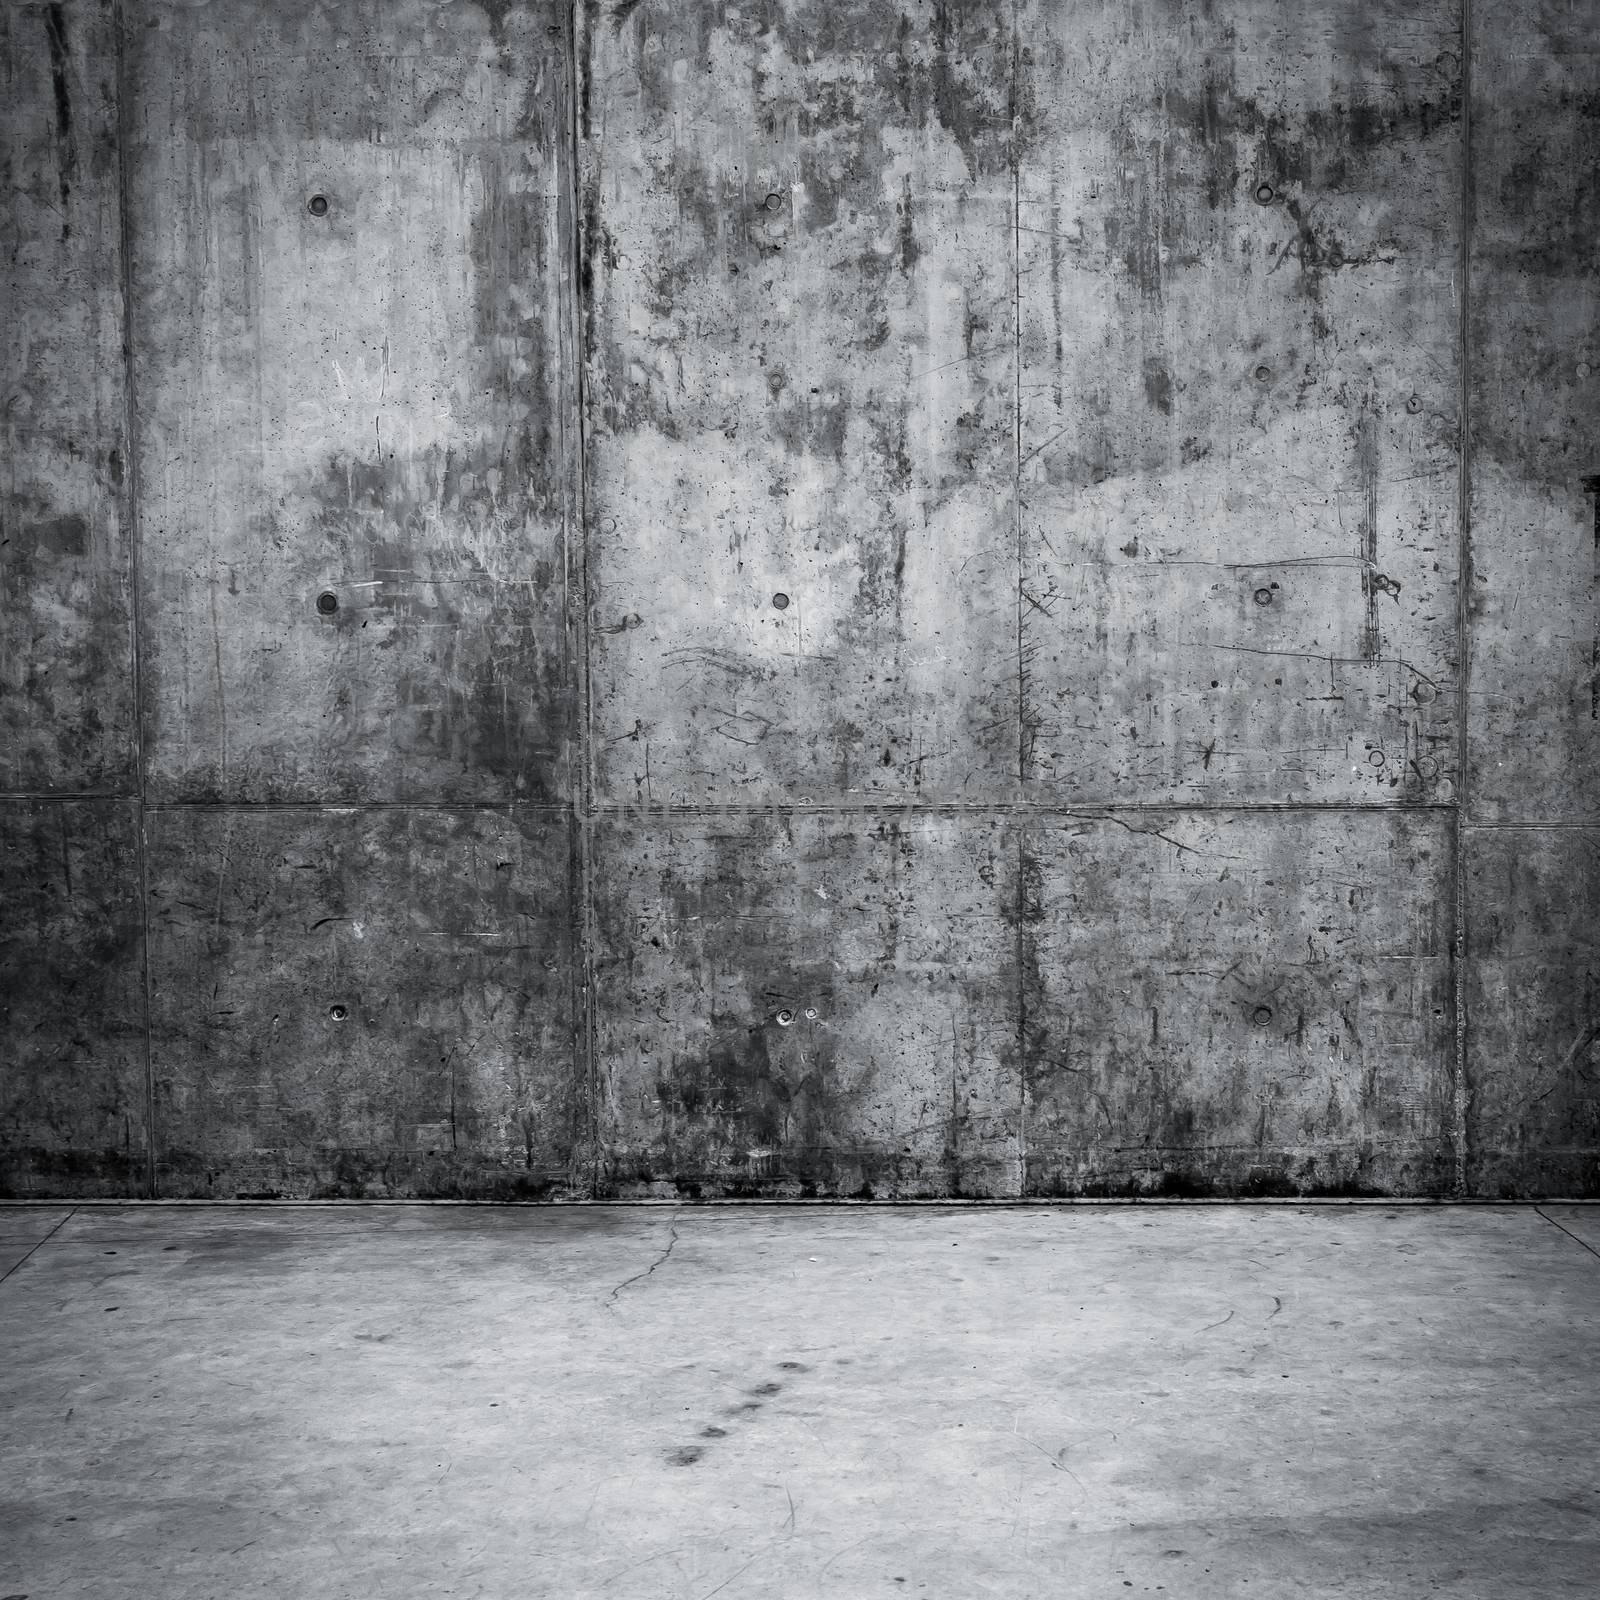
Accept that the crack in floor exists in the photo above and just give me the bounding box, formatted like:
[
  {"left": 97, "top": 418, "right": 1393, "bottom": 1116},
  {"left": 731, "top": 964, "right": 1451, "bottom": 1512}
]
[
  {"left": 1535, "top": 1205, "right": 1600, "bottom": 1264},
  {"left": 607, "top": 1211, "right": 681, "bottom": 1305}
]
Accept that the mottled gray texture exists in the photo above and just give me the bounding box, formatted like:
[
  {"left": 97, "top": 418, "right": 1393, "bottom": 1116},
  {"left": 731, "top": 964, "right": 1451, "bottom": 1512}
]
[
  {"left": 127, "top": 0, "right": 580, "bottom": 805},
  {"left": 146, "top": 805, "right": 579, "bottom": 1198},
  {"left": 0, "top": 0, "right": 1594, "bottom": 1196},
  {"left": 2, "top": 1205, "right": 1599, "bottom": 1596},
  {"left": 0, "top": 800, "right": 148, "bottom": 1197},
  {"left": 0, "top": 1, "right": 134, "bottom": 792}
]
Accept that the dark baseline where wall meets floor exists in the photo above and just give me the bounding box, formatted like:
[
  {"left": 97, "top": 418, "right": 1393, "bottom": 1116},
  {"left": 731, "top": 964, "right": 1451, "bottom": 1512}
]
[{"left": 2, "top": 0, "right": 1596, "bottom": 1199}]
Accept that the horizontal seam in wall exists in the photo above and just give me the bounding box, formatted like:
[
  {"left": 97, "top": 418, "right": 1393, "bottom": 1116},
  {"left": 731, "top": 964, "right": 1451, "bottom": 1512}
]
[
  {"left": 0, "top": 793, "right": 141, "bottom": 804},
  {"left": 1461, "top": 820, "right": 1600, "bottom": 831},
  {"left": 136, "top": 800, "right": 578, "bottom": 814},
  {"left": 582, "top": 801, "right": 1462, "bottom": 817},
  {"left": 5, "top": 798, "right": 1488, "bottom": 817},
  {"left": 4, "top": 798, "right": 1473, "bottom": 816},
  {"left": 1, "top": 1197, "right": 1593, "bottom": 1210}
]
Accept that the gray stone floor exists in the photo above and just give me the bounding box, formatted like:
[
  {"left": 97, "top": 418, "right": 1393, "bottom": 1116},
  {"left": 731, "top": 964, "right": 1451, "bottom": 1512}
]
[{"left": 2, "top": 1204, "right": 1597, "bottom": 1599}]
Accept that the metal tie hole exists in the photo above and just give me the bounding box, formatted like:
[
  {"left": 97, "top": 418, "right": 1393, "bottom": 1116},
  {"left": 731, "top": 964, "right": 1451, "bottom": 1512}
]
[
  {"left": 329, "top": 1003, "right": 348, "bottom": 1022},
  {"left": 776, "top": 1009, "right": 794, "bottom": 1027},
  {"left": 1254, "top": 364, "right": 1273, "bottom": 384},
  {"left": 1253, "top": 587, "right": 1274, "bottom": 606},
  {"left": 316, "top": 590, "right": 339, "bottom": 615},
  {"left": 771, "top": 592, "right": 790, "bottom": 610},
  {"left": 764, "top": 191, "right": 784, "bottom": 212},
  {"left": 1406, "top": 394, "right": 1423, "bottom": 413},
  {"left": 308, "top": 194, "right": 329, "bottom": 217},
  {"left": 1254, "top": 181, "right": 1275, "bottom": 204},
  {"left": 1251, "top": 1005, "right": 1274, "bottom": 1027},
  {"left": 804, "top": 1007, "right": 818, "bottom": 1020}
]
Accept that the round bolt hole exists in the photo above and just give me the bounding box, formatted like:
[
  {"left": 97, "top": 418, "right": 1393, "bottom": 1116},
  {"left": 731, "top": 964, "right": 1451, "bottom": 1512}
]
[
  {"left": 307, "top": 194, "right": 329, "bottom": 217},
  {"left": 1254, "top": 364, "right": 1273, "bottom": 384},
  {"left": 775, "top": 1009, "right": 794, "bottom": 1027},
  {"left": 771, "top": 592, "right": 790, "bottom": 610},
  {"left": 329, "top": 1004, "right": 348, "bottom": 1022},
  {"left": 1251, "top": 1005, "right": 1274, "bottom": 1027},
  {"left": 764, "top": 191, "right": 783, "bottom": 212},
  {"left": 1254, "top": 181, "right": 1275, "bottom": 204},
  {"left": 1406, "top": 393, "right": 1423, "bottom": 413},
  {"left": 1253, "top": 587, "right": 1274, "bottom": 606},
  {"left": 316, "top": 590, "right": 339, "bottom": 615}
]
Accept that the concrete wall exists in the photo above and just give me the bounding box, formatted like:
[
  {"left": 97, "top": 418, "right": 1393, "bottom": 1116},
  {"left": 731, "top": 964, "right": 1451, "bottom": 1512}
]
[{"left": 1, "top": 0, "right": 1594, "bottom": 1199}]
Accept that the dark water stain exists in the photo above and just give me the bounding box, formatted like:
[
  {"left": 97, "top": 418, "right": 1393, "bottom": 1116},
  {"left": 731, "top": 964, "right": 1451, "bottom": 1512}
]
[
  {"left": 666, "top": 1445, "right": 704, "bottom": 1466},
  {"left": 163, "top": 1146, "right": 577, "bottom": 1203},
  {"left": 1142, "top": 358, "right": 1173, "bottom": 415},
  {"left": 772, "top": 390, "right": 849, "bottom": 462},
  {"left": 1356, "top": 409, "right": 1381, "bottom": 661},
  {"left": 1489, "top": 90, "right": 1600, "bottom": 275},
  {"left": 920, "top": 0, "right": 1010, "bottom": 179},
  {"left": 467, "top": 156, "right": 562, "bottom": 502},
  {"left": 1582, "top": 477, "right": 1600, "bottom": 550},
  {"left": 286, "top": 447, "right": 570, "bottom": 796},
  {"left": 655, "top": 1027, "right": 820, "bottom": 1168},
  {"left": 898, "top": 173, "right": 920, "bottom": 277},
  {"left": 1027, "top": 1162, "right": 1396, "bottom": 1201},
  {"left": 1129, "top": 59, "right": 1459, "bottom": 313},
  {"left": 44, "top": 4, "right": 75, "bottom": 219},
  {"left": 16, "top": 514, "right": 89, "bottom": 561},
  {"left": 1003, "top": 827, "right": 1049, "bottom": 1099},
  {"left": 468, "top": 0, "right": 526, "bottom": 51},
  {"left": 0, "top": 1149, "right": 145, "bottom": 1198}
]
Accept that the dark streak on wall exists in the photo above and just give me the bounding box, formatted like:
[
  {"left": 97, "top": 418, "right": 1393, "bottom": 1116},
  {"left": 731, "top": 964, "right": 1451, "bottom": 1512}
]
[
  {"left": 0, "top": 800, "right": 148, "bottom": 1197},
  {"left": 0, "top": 0, "right": 1595, "bottom": 1198}
]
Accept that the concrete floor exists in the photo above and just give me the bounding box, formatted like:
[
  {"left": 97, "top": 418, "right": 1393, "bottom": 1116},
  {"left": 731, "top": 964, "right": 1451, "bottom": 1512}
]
[{"left": 1, "top": 1206, "right": 1597, "bottom": 1599}]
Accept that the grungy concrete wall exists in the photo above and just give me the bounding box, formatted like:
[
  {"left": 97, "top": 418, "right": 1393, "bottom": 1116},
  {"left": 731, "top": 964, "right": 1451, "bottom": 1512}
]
[{"left": 0, "top": 0, "right": 1594, "bottom": 1199}]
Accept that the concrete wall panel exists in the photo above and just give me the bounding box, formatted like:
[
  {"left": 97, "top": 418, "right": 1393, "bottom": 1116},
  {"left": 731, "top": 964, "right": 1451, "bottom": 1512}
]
[
  {"left": 581, "top": 0, "right": 1019, "bottom": 806},
  {"left": 5, "top": 0, "right": 1598, "bottom": 1200},
  {"left": 0, "top": 800, "right": 148, "bottom": 1196},
  {"left": 1466, "top": 828, "right": 1600, "bottom": 1197},
  {"left": 592, "top": 810, "right": 1019, "bottom": 1196},
  {"left": 1, "top": 1, "right": 134, "bottom": 792},
  {"left": 146, "top": 806, "right": 578, "bottom": 1198},
  {"left": 1467, "top": 3, "right": 1599, "bottom": 823},
  {"left": 127, "top": 0, "right": 578, "bottom": 804},
  {"left": 1020, "top": 810, "right": 1456, "bottom": 1196},
  {"left": 1016, "top": 0, "right": 1461, "bottom": 805}
]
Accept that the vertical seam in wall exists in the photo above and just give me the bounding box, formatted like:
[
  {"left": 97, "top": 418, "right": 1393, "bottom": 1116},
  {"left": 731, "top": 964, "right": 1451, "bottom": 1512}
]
[
  {"left": 1010, "top": 0, "right": 1028, "bottom": 1196},
  {"left": 112, "top": 0, "right": 157, "bottom": 1202},
  {"left": 1011, "top": 2, "right": 1025, "bottom": 796},
  {"left": 563, "top": 0, "right": 600, "bottom": 1199},
  {"left": 1453, "top": 0, "right": 1473, "bottom": 1199}
]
